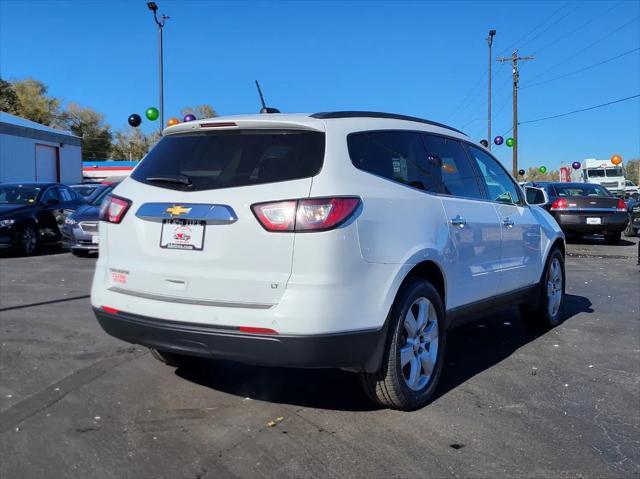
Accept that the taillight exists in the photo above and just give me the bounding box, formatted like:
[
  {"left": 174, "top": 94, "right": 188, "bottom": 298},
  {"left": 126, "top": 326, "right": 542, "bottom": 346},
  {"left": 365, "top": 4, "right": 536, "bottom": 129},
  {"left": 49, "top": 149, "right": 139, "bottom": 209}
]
[
  {"left": 550, "top": 198, "right": 568, "bottom": 211},
  {"left": 251, "top": 197, "right": 360, "bottom": 232},
  {"left": 99, "top": 194, "right": 131, "bottom": 224},
  {"left": 616, "top": 199, "right": 627, "bottom": 212}
]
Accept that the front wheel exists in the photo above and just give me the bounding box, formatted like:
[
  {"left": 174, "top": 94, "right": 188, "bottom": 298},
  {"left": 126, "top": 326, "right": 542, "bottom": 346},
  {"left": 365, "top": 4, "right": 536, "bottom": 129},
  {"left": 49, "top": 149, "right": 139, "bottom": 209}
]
[
  {"left": 16, "top": 223, "right": 37, "bottom": 256},
  {"left": 360, "top": 279, "right": 446, "bottom": 411},
  {"left": 521, "top": 248, "right": 565, "bottom": 329},
  {"left": 604, "top": 232, "right": 621, "bottom": 245}
]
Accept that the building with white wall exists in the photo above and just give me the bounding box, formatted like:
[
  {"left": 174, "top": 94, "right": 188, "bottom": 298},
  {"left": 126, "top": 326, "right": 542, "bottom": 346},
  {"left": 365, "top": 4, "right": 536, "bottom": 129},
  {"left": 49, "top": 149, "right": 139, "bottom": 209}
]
[{"left": 0, "top": 112, "right": 82, "bottom": 183}]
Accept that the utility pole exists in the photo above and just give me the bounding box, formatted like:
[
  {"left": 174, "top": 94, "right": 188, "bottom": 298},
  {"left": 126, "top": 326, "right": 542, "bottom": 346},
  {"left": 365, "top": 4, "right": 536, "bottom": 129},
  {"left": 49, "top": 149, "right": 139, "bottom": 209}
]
[
  {"left": 147, "top": 2, "right": 170, "bottom": 134},
  {"left": 487, "top": 30, "right": 496, "bottom": 151},
  {"left": 497, "top": 50, "right": 534, "bottom": 176}
]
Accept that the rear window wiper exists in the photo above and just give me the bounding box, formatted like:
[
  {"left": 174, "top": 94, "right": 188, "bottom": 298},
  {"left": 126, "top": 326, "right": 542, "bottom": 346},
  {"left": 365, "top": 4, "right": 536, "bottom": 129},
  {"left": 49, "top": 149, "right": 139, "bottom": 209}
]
[{"left": 146, "top": 175, "right": 193, "bottom": 186}]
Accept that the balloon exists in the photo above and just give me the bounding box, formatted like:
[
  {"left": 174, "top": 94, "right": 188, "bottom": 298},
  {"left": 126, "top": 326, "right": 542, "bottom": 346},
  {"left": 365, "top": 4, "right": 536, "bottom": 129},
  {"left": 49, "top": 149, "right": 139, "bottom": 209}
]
[
  {"left": 539, "top": 166, "right": 547, "bottom": 174},
  {"left": 127, "top": 114, "right": 141, "bottom": 127},
  {"left": 183, "top": 114, "right": 196, "bottom": 122},
  {"left": 572, "top": 161, "right": 581, "bottom": 170},
  {"left": 505, "top": 137, "right": 515, "bottom": 148},
  {"left": 167, "top": 117, "right": 180, "bottom": 127},
  {"left": 518, "top": 169, "right": 525, "bottom": 176},
  {"left": 145, "top": 107, "right": 159, "bottom": 121},
  {"left": 611, "top": 154, "right": 622, "bottom": 165},
  {"left": 480, "top": 139, "right": 489, "bottom": 147},
  {"left": 494, "top": 136, "right": 504, "bottom": 145}
]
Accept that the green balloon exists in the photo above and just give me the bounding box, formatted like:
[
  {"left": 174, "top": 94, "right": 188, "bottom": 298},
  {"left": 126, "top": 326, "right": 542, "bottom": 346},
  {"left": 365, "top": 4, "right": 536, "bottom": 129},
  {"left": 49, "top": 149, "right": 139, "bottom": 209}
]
[
  {"left": 145, "top": 107, "right": 159, "bottom": 121},
  {"left": 539, "top": 166, "right": 547, "bottom": 174},
  {"left": 505, "top": 137, "right": 515, "bottom": 147}
]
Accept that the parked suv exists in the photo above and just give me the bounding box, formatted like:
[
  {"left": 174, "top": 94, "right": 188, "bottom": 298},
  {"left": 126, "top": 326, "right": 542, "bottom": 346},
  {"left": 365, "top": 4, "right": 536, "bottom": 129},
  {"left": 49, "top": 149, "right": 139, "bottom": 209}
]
[{"left": 91, "top": 112, "right": 565, "bottom": 410}]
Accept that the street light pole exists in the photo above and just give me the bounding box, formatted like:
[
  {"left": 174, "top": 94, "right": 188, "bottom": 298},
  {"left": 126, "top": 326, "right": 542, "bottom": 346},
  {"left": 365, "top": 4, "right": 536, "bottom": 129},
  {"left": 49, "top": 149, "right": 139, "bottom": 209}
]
[
  {"left": 487, "top": 30, "right": 496, "bottom": 151},
  {"left": 147, "top": 2, "right": 169, "bottom": 134}
]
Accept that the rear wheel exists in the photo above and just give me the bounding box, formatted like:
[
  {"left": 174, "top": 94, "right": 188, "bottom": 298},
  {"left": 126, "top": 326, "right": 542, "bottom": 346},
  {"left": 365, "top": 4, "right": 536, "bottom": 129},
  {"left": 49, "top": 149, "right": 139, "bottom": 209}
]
[
  {"left": 604, "top": 232, "right": 621, "bottom": 245},
  {"left": 16, "top": 223, "right": 37, "bottom": 256},
  {"left": 149, "top": 348, "right": 195, "bottom": 368},
  {"left": 623, "top": 222, "right": 637, "bottom": 237},
  {"left": 360, "top": 279, "right": 445, "bottom": 411},
  {"left": 521, "top": 248, "right": 565, "bottom": 329}
]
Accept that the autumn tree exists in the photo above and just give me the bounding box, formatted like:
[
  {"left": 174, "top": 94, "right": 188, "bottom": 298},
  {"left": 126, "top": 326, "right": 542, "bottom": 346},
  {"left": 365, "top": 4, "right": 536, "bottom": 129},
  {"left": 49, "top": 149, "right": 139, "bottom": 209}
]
[
  {"left": 11, "top": 78, "right": 61, "bottom": 126},
  {"left": 0, "top": 78, "right": 21, "bottom": 114},
  {"left": 111, "top": 127, "right": 160, "bottom": 161},
  {"left": 58, "top": 103, "right": 113, "bottom": 160},
  {"left": 180, "top": 104, "right": 217, "bottom": 120}
]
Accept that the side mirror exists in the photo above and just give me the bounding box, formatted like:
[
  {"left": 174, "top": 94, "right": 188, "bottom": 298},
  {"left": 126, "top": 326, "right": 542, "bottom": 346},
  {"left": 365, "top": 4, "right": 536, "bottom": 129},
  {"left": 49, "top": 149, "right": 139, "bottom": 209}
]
[
  {"left": 44, "top": 197, "right": 60, "bottom": 206},
  {"left": 525, "top": 186, "right": 548, "bottom": 206}
]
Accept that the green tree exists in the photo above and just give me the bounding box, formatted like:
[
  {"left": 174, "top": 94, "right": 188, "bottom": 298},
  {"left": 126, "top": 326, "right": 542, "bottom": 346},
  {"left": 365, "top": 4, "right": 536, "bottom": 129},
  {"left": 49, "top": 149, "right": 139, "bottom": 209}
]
[
  {"left": 12, "top": 78, "right": 61, "bottom": 126},
  {"left": 111, "top": 127, "right": 160, "bottom": 161},
  {"left": 60, "top": 103, "right": 113, "bottom": 160},
  {"left": 0, "top": 78, "right": 21, "bottom": 114},
  {"left": 180, "top": 104, "right": 217, "bottom": 120}
]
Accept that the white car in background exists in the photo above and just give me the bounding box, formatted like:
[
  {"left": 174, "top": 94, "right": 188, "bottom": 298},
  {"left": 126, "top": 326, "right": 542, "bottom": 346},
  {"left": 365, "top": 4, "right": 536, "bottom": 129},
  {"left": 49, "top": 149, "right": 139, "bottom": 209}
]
[
  {"left": 91, "top": 111, "right": 565, "bottom": 410},
  {"left": 624, "top": 180, "right": 639, "bottom": 197}
]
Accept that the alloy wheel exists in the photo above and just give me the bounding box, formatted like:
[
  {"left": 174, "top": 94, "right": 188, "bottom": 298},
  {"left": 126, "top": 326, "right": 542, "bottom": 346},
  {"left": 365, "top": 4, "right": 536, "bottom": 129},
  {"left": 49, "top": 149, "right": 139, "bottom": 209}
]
[
  {"left": 547, "top": 257, "right": 563, "bottom": 317},
  {"left": 400, "top": 297, "right": 439, "bottom": 391}
]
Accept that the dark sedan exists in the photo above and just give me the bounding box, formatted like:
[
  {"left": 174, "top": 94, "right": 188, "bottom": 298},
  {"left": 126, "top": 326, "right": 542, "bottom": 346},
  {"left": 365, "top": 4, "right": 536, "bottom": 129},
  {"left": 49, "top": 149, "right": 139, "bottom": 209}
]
[
  {"left": 62, "top": 183, "right": 117, "bottom": 256},
  {"left": 624, "top": 196, "right": 640, "bottom": 237},
  {"left": 531, "top": 182, "right": 628, "bottom": 244},
  {"left": 0, "top": 183, "right": 86, "bottom": 255}
]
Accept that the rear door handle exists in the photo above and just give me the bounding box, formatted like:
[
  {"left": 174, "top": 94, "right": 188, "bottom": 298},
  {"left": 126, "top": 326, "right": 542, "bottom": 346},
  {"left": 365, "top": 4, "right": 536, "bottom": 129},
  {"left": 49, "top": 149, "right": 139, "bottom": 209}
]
[
  {"left": 450, "top": 215, "right": 466, "bottom": 228},
  {"left": 503, "top": 218, "right": 514, "bottom": 228}
]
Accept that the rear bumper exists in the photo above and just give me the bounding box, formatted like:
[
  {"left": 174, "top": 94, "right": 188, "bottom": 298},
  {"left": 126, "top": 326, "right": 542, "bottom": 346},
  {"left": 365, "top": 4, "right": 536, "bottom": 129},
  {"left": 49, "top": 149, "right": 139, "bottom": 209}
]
[
  {"left": 93, "top": 307, "right": 386, "bottom": 372},
  {"left": 553, "top": 211, "right": 628, "bottom": 233}
]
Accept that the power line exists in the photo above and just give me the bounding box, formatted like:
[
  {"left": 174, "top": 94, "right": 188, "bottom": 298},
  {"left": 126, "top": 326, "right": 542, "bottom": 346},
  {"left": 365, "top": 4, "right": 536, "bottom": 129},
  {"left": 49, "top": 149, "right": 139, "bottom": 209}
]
[
  {"left": 532, "top": 0, "right": 624, "bottom": 55},
  {"left": 495, "top": 1, "right": 570, "bottom": 57},
  {"left": 524, "top": 1, "right": 586, "bottom": 48},
  {"left": 449, "top": 1, "right": 569, "bottom": 121},
  {"left": 526, "top": 14, "right": 640, "bottom": 83},
  {"left": 521, "top": 47, "right": 640, "bottom": 89},
  {"left": 518, "top": 94, "right": 640, "bottom": 125}
]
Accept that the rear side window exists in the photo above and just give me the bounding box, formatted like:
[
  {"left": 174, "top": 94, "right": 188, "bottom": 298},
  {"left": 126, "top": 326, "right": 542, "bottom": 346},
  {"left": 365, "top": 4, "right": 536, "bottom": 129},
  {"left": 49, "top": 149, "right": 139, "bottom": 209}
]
[
  {"left": 131, "top": 130, "right": 325, "bottom": 191},
  {"left": 421, "top": 134, "right": 483, "bottom": 200},
  {"left": 555, "top": 184, "right": 612, "bottom": 197},
  {"left": 348, "top": 131, "right": 437, "bottom": 191}
]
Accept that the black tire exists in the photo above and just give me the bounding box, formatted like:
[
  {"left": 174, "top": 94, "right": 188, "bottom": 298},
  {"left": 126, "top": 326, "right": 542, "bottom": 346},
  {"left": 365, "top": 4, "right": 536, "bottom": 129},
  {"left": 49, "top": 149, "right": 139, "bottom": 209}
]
[
  {"left": 604, "top": 232, "right": 621, "bottom": 245},
  {"left": 15, "top": 223, "right": 38, "bottom": 256},
  {"left": 149, "top": 348, "right": 195, "bottom": 368},
  {"left": 71, "top": 250, "right": 89, "bottom": 257},
  {"left": 360, "top": 279, "right": 446, "bottom": 411},
  {"left": 520, "top": 247, "right": 565, "bottom": 329},
  {"left": 623, "top": 222, "right": 637, "bottom": 237}
]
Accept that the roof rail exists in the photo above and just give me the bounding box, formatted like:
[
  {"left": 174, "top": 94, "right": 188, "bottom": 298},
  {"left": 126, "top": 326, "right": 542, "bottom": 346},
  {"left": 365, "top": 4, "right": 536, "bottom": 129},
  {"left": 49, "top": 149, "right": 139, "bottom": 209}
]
[{"left": 309, "top": 111, "right": 466, "bottom": 135}]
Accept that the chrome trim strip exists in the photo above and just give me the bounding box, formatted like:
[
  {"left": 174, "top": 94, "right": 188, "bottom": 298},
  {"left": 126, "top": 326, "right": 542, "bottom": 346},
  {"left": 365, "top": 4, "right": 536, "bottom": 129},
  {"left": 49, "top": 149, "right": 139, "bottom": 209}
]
[
  {"left": 553, "top": 208, "right": 624, "bottom": 213},
  {"left": 135, "top": 203, "right": 238, "bottom": 224},
  {"left": 108, "top": 286, "right": 274, "bottom": 309}
]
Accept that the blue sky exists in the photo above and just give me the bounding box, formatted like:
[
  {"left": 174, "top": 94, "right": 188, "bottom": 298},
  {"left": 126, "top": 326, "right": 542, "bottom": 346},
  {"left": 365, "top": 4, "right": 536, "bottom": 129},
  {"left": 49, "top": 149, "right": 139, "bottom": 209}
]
[{"left": 1, "top": 0, "right": 639, "bottom": 171}]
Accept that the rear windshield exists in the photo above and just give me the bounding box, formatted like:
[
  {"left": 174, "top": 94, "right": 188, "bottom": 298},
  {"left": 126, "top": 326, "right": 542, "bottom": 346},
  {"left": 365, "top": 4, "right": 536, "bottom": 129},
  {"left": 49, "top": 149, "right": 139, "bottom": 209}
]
[
  {"left": 131, "top": 129, "right": 325, "bottom": 191},
  {"left": 555, "top": 184, "right": 612, "bottom": 197}
]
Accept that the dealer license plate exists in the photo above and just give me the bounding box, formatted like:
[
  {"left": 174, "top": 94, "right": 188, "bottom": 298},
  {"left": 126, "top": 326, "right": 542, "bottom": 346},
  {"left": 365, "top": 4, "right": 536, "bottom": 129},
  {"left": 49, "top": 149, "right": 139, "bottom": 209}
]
[
  {"left": 586, "top": 217, "right": 601, "bottom": 225},
  {"left": 160, "top": 219, "right": 205, "bottom": 250}
]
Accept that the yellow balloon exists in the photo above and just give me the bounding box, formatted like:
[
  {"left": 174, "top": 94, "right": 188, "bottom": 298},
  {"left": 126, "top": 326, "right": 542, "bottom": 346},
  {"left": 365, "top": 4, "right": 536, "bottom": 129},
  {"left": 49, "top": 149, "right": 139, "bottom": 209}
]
[{"left": 611, "top": 154, "right": 622, "bottom": 165}]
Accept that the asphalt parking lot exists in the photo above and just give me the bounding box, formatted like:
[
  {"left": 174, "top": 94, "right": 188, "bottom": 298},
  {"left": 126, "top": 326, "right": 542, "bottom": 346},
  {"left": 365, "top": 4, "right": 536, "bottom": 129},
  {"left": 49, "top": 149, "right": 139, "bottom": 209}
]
[{"left": 1, "top": 237, "right": 639, "bottom": 479}]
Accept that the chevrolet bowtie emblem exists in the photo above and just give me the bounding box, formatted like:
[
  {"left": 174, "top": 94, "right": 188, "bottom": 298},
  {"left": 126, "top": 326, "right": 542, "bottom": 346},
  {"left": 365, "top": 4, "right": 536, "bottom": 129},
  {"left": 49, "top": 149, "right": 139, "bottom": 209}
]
[{"left": 165, "top": 205, "right": 191, "bottom": 216}]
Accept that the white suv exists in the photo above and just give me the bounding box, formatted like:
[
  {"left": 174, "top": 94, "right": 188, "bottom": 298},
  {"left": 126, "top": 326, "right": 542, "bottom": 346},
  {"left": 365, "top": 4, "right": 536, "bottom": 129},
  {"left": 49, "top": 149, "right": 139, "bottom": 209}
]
[{"left": 91, "top": 111, "right": 565, "bottom": 410}]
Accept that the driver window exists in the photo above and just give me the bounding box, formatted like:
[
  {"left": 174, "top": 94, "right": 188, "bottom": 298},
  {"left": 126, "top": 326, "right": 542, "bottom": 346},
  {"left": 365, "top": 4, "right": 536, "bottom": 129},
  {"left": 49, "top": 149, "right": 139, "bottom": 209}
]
[
  {"left": 467, "top": 145, "right": 522, "bottom": 205},
  {"left": 41, "top": 188, "right": 59, "bottom": 204}
]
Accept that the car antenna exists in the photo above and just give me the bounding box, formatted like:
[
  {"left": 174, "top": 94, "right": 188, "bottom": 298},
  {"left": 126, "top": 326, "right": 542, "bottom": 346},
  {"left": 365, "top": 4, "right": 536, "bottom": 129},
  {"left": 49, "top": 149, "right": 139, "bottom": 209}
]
[{"left": 255, "top": 80, "right": 280, "bottom": 114}]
